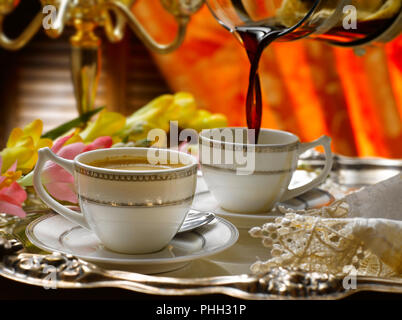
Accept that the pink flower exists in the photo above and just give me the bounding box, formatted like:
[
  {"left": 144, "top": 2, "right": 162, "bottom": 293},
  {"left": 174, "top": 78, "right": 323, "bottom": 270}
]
[
  {"left": 0, "top": 158, "right": 27, "bottom": 218},
  {"left": 41, "top": 135, "right": 113, "bottom": 204}
]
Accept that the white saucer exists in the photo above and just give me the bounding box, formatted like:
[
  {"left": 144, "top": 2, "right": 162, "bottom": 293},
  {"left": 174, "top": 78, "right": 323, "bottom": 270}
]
[
  {"left": 192, "top": 189, "right": 333, "bottom": 229},
  {"left": 26, "top": 213, "right": 239, "bottom": 274},
  {"left": 194, "top": 171, "right": 333, "bottom": 229},
  {"left": 192, "top": 192, "right": 279, "bottom": 229}
]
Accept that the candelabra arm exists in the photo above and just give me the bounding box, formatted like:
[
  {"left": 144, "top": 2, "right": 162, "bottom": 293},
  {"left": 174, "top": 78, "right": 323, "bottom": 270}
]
[
  {"left": 0, "top": 11, "right": 42, "bottom": 50},
  {"left": 104, "top": 1, "right": 189, "bottom": 54},
  {"left": 103, "top": 8, "right": 126, "bottom": 43}
]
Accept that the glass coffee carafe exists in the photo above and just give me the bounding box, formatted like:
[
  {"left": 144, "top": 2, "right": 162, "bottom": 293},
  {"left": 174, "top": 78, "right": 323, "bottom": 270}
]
[
  {"left": 204, "top": 0, "right": 402, "bottom": 142},
  {"left": 206, "top": 0, "right": 402, "bottom": 47}
]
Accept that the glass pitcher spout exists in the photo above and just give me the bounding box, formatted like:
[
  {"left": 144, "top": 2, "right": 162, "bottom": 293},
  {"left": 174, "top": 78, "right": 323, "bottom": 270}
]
[{"left": 206, "top": 0, "right": 402, "bottom": 47}]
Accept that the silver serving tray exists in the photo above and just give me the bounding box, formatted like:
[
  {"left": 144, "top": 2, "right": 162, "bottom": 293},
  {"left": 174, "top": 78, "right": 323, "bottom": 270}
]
[{"left": 0, "top": 154, "right": 401, "bottom": 300}]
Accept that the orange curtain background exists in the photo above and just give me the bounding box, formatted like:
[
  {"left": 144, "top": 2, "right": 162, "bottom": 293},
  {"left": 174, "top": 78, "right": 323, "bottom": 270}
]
[{"left": 132, "top": 2, "right": 402, "bottom": 158}]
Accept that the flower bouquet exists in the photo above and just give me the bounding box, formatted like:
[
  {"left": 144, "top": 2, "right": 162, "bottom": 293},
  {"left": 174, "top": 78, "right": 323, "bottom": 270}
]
[{"left": 0, "top": 92, "right": 227, "bottom": 218}]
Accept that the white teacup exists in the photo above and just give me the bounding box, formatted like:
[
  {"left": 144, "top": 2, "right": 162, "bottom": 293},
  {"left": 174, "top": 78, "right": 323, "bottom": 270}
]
[
  {"left": 33, "top": 147, "right": 198, "bottom": 254},
  {"left": 199, "top": 128, "right": 333, "bottom": 213}
]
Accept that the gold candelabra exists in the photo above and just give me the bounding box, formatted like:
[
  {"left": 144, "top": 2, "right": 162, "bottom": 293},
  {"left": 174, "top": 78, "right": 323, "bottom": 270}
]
[{"left": 0, "top": 0, "right": 204, "bottom": 115}]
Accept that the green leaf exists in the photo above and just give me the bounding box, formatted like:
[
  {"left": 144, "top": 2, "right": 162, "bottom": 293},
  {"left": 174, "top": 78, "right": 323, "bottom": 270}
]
[
  {"left": 41, "top": 106, "right": 105, "bottom": 140},
  {"left": 17, "top": 171, "right": 33, "bottom": 187}
]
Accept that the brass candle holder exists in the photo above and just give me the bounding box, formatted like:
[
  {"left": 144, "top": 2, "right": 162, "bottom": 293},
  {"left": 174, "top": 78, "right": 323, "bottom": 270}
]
[{"left": 0, "top": 0, "right": 204, "bottom": 115}]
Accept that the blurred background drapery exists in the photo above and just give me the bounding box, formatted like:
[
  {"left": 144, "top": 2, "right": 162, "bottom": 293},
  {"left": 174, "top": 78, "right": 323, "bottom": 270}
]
[
  {"left": 0, "top": 0, "right": 401, "bottom": 158},
  {"left": 132, "top": 1, "right": 402, "bottom": 158}
]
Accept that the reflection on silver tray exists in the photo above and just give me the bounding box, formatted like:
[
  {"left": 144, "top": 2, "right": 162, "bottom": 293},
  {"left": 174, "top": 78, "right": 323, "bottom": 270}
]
[
  {"left": 0, "top": 155, "right": 401, "bottom": 299},
  {"left": 0, "top": 234, "right": 401, "bottom": 299},
  {"left": 192, "top": 186, "right": 334, "bottom": 229},
  {"left": 300, "top": 151, "right": 402, "bottom": 186},
  {"left": 25, "top": 213, "right": 238, "bottom": 274}
]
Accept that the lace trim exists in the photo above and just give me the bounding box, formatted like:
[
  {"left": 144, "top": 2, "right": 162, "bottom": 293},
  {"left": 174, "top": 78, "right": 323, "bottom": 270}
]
[{"left": 249, "top": 201, "right": 398, "bottom": 278}]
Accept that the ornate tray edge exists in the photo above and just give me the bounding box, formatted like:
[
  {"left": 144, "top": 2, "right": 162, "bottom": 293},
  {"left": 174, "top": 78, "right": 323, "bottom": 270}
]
[
  {"left": 1, "top": 221, "right": 402, "bottom": 299},
  {"left": 0, "top": 156, "right": 402, "bottom": 299}
]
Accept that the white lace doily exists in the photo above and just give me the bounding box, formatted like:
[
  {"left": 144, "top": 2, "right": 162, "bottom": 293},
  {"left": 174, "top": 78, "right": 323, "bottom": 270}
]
[{"left": 250, "top": 174, "right": 402, "bottom": 278}]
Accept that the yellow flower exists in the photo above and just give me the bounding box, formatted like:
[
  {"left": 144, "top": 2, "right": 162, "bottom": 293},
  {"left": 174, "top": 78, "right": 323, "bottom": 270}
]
[
  {"left": 79, "top": 110, "right": 126, "bottom": 143},
  {"left": 204, "top": 113, "right": 228, "bottom": 128},
  {"left": 120, "top": 94, "right": 173, "bottom": 138},
  {"left": 163, "top": 92, "right": 197, "bottom": 128},
  {"left": 188, "top": 110, "right": 228, "bottom": 132},
  {"left": 165, "top": 92, "right": 227, "bottom": 131},
  {"left": 118, "top": 92, "right": 228, "bottom": 142},
  {"left": 1, "top": 119, "right": 52, "bottom": 174},
  {"left": 125, "top": 120, "right": 168, "bottom": 145}
]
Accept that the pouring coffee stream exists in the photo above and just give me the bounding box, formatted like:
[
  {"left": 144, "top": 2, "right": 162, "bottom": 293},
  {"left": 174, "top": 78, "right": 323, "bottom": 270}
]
[
  {"left": 207, "top": 0, "right": 402, "bottom": 143},
  {"left": 234, "top": 0, "right": 323, "bottom": 143}
]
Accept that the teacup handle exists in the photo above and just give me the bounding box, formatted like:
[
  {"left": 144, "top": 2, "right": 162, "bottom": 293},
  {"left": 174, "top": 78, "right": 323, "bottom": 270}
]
[
  {"left": 33, "top": 147, "right": 90, "bottom": 229},
  {"left": 281, "top": 136, "right": 333, "bottom": 202}
]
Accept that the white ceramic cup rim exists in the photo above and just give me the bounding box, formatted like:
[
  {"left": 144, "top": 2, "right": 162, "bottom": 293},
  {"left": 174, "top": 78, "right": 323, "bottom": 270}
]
[
  {"left": 74, "top": 147, "right": 198, "bottom": 175},
  {"left": 199, "top": 127, "right": 300, "bottom": 148}
]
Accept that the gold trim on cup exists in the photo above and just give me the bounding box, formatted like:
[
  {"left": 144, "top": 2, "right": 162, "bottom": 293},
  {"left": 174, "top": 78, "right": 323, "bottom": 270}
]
[
  {"left": 75, "top": 165, "right": 198, "bottom": 181},
  {"left": 198, "top": 137, "right": 300, "bottom": 153},
  {"left": 79, "top": 195, "right": 195, "bottom": 207},
  {"left": 200, "top": 163, "right": 295, "bottom": 175}
]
